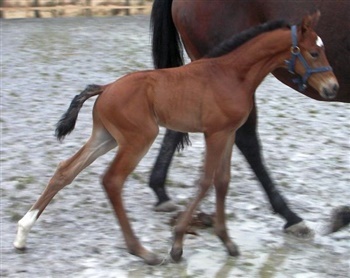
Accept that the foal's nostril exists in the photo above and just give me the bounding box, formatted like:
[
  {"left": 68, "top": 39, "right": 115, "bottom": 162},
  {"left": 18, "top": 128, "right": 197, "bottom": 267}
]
[{"left": 333, "top": 84, "right": 339, "bottom": 94}]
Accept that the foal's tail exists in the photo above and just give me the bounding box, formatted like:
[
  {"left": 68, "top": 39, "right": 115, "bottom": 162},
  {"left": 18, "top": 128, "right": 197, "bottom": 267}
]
[{"left": 55, "top": 84, "right": 104, "bottom": 141}]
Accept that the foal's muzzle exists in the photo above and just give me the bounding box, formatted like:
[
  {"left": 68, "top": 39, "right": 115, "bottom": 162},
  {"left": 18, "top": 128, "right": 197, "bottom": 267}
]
[{"left": 321, "top": 82, "right": 339, "bottom": 100}]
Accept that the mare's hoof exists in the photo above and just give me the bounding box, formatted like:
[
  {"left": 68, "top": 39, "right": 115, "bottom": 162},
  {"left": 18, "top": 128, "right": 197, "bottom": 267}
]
[
  {"left": 284, "top": 221, "right": 314, "bottom": 238},
  {"left": 328, "top": 206, "right": 350, "bottom": 233},
  {"left": 170, "top": 247, "right": 183, "bottom": 262},
  {"left": 154, "top": 200, "right": 178, "bottom": 212}
]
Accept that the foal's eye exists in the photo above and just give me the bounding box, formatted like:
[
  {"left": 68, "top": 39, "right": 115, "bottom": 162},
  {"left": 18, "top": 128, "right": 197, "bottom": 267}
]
[{"left": 310, "top": 52, "right": 319, "bottom": 59}]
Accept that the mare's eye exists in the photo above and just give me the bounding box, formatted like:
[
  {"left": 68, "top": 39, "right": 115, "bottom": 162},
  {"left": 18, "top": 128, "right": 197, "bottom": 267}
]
[{"left": 310, "top": 52, "right": 319, "bottom": 59}]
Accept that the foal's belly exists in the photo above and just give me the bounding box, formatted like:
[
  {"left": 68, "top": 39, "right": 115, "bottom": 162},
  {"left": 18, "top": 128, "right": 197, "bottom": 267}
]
[
  {"left": 154, "top": 107, "right": 203, "bottom": 133},
  {"left": 154, "top": 96, "right": 253, "bottom": 134}
]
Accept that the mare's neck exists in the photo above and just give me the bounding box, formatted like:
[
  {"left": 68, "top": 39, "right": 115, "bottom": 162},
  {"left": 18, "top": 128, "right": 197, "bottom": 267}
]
[{"left": 223, "top": 29, "right": 292, "bottom": 93}]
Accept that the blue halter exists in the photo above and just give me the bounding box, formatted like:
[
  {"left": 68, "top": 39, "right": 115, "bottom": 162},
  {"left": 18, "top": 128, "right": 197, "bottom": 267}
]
[{"left": 285, "top": 25, "right": 333, "bottom": 91}]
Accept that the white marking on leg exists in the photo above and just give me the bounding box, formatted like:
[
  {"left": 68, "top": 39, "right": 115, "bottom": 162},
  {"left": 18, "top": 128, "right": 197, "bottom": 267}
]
[
  {"left": 13, "top": 209, "right": 39, "bottom": 249},
  {"left": 316, "top": 36, "right": 324, "bottom": 47}
]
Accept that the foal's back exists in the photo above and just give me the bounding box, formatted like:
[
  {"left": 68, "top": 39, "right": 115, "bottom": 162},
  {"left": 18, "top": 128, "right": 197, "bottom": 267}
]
[{"left": 96, "top": 59, "right": 249, "bottom": 135}]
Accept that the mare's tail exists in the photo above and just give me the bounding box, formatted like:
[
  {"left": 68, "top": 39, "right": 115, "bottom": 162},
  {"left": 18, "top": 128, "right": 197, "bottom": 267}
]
[
  {"left": 150, "top": 0, "right": 190, "bottom": 149},
  {"left": 55, "top": 84, "right": 104, "bottom": 141},
  {"left": 150, "top": 0, "right": 184, "bottom": 69}
]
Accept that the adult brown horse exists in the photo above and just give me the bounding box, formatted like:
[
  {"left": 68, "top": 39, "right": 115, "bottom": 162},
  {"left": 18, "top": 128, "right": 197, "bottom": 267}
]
[
  {"left": 14, "top": 12, "right": 337, "bottom": 264},
  {"left": 149, "top": 0, "right": 350, "bottom": 236}
]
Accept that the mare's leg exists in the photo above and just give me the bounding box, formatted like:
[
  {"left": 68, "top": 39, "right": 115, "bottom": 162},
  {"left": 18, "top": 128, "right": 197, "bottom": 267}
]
[
  {"left": 213, "top": 134, "right": 239, "bottom": 256},
  {"left": 101, "top": 129, "right": 161, "bottom": 265},
  {"left": 149, "top": 129, "right": 187, "bottom": 211},
  {"left": 170, "top": 131, "right": 229, "bottom": 262},
  {"left": 14, "top": 126, "right": 117, "bottom": 249},
  {"left": 235, "top": 102, "right": 311, "bottom": 235}
]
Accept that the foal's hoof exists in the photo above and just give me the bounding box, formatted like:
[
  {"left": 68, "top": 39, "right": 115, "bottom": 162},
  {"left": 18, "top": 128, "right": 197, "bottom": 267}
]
[
  {"left": 284, "top": 221, "right": 314, "bottom": 238},
  {"left": 14, "top": 225, "right": 29, "bottom": 250},
  {"left": 154, "top": 200, "right": 178, "bottom": 212},
  {"left": 13, "top": 240, "right": 26, "bottom": 251},
  {"left": 170, "top": 247, "right": 183, "bottom": 262},
  {"left": 226, "top": 242, "right": 240, "bottom": 257},
  {"left": 13, "top": 244, "right": 26, "bottom": 252}
]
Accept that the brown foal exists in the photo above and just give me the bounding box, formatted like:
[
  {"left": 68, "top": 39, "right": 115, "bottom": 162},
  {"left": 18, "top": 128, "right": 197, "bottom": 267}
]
[{"left": 14, "top": 12, "right": 338, "bottom": 264}]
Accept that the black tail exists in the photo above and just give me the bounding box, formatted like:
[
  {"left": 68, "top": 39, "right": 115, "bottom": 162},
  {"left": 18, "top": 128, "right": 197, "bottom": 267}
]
[
  {"left": 55, "top": 84, "right": 103, "bottom": 141},
  {"left": 150, "top": 0, "right": 184, "bottom": 69},
  {"left": 150, "top": 0, "right": 189, "bottom": 149}
]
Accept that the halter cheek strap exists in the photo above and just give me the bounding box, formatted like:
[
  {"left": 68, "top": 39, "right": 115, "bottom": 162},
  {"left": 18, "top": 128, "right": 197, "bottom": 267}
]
[{"left": 285, "top": 25, "right": 333, "bottom": 91}]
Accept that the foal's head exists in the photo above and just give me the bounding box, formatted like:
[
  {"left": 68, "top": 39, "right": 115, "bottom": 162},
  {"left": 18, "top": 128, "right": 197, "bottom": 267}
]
[{"left": 288, "top": 11, "right": 338, "bottom": 99}]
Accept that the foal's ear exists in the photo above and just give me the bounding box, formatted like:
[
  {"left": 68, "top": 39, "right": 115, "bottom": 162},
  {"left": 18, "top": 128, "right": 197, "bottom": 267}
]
[{"left": 301, "top": 10, "right": 321, "bottom": 33}]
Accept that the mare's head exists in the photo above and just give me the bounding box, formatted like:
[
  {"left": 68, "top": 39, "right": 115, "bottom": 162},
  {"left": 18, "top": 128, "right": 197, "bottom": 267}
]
[{"left": 287, "top": 11, "right": 338, "bottom": 99}]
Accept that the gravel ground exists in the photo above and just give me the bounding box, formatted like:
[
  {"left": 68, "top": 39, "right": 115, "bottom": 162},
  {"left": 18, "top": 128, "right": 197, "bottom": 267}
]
[{"left": 1, "top": 16, "right": 349, "bottom": 278}]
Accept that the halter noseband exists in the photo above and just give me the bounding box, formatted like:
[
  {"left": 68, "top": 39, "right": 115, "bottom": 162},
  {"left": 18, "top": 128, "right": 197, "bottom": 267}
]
[{"left": 285, "top": 25, "right": 333, "bottom": 91}]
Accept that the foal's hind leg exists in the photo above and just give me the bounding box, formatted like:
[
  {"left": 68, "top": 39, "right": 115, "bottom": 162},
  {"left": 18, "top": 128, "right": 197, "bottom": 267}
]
[
  {"left": 101, "top": 130, "right": 161, "bottom": 265},
  {"left": 213, "top": 134, "right": 239, "bottom": 256},
  {"left": 14, "top": 127, "right": 116, "bottom": 250}
]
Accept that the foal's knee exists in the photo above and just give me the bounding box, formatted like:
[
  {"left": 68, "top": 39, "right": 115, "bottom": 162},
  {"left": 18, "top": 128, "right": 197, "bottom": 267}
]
[{"left": 101, "top": 173, "right": 122, "bottom": 194}]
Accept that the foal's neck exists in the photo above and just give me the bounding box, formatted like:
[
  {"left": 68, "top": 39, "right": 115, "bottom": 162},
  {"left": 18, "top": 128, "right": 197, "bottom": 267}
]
[{"left": 224, "top": 29, "right": 292, "bottom": 93}]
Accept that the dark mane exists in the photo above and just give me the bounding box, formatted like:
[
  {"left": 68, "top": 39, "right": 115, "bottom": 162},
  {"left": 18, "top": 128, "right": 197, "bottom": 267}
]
[{"left": 206, "top": 20, "right": 290, "bottom": 58}]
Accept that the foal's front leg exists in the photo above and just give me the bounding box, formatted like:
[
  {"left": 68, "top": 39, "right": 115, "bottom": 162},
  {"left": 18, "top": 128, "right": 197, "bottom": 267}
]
[
  {"left": 214, "top": 134, "right": 239, "bottom": 256},
  {"left": 170, "top": 174, "right": 213, "bottom": 262},
  {"left": 170, "top": 131, "right": 230, "bottom": 262}
]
